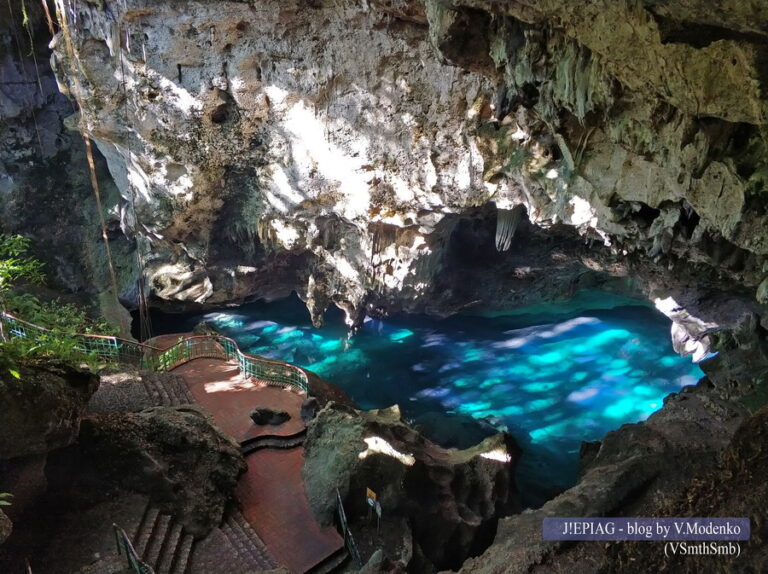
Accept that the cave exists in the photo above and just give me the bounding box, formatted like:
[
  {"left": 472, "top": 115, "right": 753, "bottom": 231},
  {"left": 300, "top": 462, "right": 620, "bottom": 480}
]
[{"left": 1, "top": 1, "right": 768, "bottom": 574}]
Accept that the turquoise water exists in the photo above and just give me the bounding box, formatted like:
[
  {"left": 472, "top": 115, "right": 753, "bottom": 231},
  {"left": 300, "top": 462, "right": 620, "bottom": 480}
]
[{"left": 158, "top": 295, "right": 704, "bottom": 503}]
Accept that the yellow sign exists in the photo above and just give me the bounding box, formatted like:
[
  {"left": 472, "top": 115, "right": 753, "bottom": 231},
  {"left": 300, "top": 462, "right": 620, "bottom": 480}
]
[{"left": 366, "top": 488, "right": 377, "bottom": 502}]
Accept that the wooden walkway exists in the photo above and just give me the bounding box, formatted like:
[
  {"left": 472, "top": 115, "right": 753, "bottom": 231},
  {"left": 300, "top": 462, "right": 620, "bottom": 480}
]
[{"left": 153, "top": 334, "right": 344, "bottom": 573}]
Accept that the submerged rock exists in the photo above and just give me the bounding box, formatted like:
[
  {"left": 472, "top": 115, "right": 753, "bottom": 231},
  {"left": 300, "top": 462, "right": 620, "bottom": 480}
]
[
  {"left": 302, "top": 403, "right": 520, "bottom": 571},
  {"left": 79, "top": 406, "right": 246, "bottom": 537}
]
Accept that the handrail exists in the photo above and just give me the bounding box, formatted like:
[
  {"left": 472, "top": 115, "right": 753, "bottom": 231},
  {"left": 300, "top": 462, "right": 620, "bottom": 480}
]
[
  {"left": 0, "top": 312, "right": 310, "bottom": 393},
  {"left": 336, "top": 488, "right": 363, "bottom": 568},
  {"left": 113, "top": 524, "right": 154, "bottom": 574},
  {"left": 145, "top": 334, "right": 309, "bottom": 393}
]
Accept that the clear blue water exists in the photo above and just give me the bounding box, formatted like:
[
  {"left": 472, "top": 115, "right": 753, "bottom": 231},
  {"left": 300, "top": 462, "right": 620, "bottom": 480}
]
[{"left": 157, "top": 295, "right": 704, "bottom": 503}]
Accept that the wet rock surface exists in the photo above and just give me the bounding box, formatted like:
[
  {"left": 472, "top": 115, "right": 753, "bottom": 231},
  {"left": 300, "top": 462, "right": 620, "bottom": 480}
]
[
  {"left": 302, "top": 403, "right": 520, "bottom": 571},
  {"left": 78, "top": 406, "right": 246, "bottom": 537}
]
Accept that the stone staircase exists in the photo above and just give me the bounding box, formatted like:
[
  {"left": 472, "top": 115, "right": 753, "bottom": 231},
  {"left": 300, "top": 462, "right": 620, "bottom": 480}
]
[
  {"left": 89, "top": 371, "right": 196, "bottom": 414},
  {"left": 141, "top": 371, "right": 197, "bottom": 407},
  {"left": 220, "top": 509, "right": 279, "bottom": 569},
  {"left": 240, "top": 428, "right": 307, "bottom": 455},
  {"left": 188, "top": 508, "right": 279, "bottom": 573},
  {"left": 132, "top": 505, "right": 195, "bottom": 574}
]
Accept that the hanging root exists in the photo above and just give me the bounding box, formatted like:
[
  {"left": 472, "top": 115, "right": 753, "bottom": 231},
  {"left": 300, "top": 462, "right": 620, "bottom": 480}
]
[{"left": 495, "top": 204, "right": 526, "bottom": 252}]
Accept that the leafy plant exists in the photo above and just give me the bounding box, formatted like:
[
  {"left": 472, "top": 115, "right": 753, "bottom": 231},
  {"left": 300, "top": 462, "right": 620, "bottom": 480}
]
[
  {"left": 0, "top": 492, "right": 12, "bottom": 507},
  {"left": 0, "top": 235, "right": 44, "bottom": 304},
  {"left": 0, "top": 236, "right": 116, "bottom": 371}
]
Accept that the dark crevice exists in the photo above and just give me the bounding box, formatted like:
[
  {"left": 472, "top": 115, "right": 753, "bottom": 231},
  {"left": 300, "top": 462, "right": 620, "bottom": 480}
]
[
  {"left": 610, "top": 199, "right": 660, "bottom": 229},
  {"left": 676, "top": 201, "right": 700, "bottom": 240},
  {"left": 650, "top": 13, "right": 768, "bottom": 49},
  {"left": 433, "top": 7, "right": 496, "bottom": 76},
  {"left": 699, "top": 231, "right": 754, "bottom": 272}
]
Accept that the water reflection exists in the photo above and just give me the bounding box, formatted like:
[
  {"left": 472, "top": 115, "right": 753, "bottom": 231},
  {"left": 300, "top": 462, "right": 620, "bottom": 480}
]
[{"left": 166, "top": 296, "right": 705, "bottom": 502}]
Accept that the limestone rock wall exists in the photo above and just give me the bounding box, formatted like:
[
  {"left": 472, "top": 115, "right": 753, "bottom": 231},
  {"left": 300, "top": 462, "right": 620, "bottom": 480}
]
[
  {"left": 49, "top": 0, "right": 496, "bottom": 325},
  {"left": 302, "top": 403, "right": 520, "bottom": 571},
  {"left": 31, "top": 0, "right": 768, "bottom": 344},
  {"left": 0, "top": 3, "right": 136, "bottom": 300}
]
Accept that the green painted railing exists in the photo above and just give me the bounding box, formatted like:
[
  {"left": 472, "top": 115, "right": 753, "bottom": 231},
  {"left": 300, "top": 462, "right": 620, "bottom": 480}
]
[
  {"left": 0, "top": 312, "right": 309, "bottom": 393},
  {"left": 336, "top": 488, "right": 363, "bottom": 568},
  {"left": 114, "top": 524, "right": 154, "bottom": 574},
  {"left": 147, "top": 334, "right": 309, "bottom": 393}
]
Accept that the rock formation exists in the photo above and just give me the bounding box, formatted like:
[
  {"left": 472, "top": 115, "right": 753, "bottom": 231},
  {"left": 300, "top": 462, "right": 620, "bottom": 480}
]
[
  {"left": 0, "top": 362, "right": 99, "bottom": 459},
  {"left": 459, "top": 398, "right": 766, "bottom": 574},
  {"left": 0, "top": 2, "right": 135, "bottom": 301},
  {"left": 6, "top": 1, "right": 751, "bottom": 331},
  {"left": 302, "top": 403, "right": 520, "bottom": 571},
  {"left": 79, "top": 406, "right": 246, "bottom": 536}
]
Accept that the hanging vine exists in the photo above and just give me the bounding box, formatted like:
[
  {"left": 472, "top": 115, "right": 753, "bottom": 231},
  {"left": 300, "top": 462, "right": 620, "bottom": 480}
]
[{"left": 53, "top": 0, "right": 126, "bottom": 335}]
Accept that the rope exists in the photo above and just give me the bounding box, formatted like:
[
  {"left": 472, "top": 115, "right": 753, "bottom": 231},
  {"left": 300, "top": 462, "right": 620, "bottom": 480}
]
[
  {"left": 116, "top": 17, "right": 153, "bottom": 341},
  {"left": 84, "top": 136, "right": 121, "bottom": 301},
  {"left": 6, "top": 0, "right": 45, "bottom": 155},
  {"left": 54, "top": 0, "right": 124, "bottom": 333}
]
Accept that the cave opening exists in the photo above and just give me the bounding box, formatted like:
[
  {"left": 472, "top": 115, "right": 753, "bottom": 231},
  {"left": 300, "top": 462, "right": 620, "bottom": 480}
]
[{"left": 146, "top": 292, "right": 705, "bottom": 508}]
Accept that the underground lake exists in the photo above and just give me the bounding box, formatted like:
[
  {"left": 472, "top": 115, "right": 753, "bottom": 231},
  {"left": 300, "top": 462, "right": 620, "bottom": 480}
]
[{"left": 148, "top": 294, "right": 705, "bottom": 505}]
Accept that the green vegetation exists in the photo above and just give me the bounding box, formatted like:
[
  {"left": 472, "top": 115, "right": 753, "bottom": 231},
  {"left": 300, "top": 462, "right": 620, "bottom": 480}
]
[
  {"left": 0, "top": 493, "right": 12, "bottom": 507},
  {"left": 0, "top": 235, "right": 116, "bottom": 373}
]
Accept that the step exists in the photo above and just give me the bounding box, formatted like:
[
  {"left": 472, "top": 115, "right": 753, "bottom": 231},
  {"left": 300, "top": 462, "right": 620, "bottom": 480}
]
[
  {"left": 141, "top": 374, "right": 164, "bottom": 407},
  {"left": 152, "top": 375, "right": 174, "bottom": 406},
  {"left": 163, "top": 374, "right": 188, "bottom": 406},
  {"left": 221, "top": 510, "right": 278, "bottom": 570},
  {"left": 187, "top": 527, "right": 254, "bottom": 574},
  {"left": 144, "top": 513, "right": 172, "bottom": 565},
  {"left": 128, "top": 497, "right": 153, "bottom": 541},
  {"left": 307, "top": 547, "right": 350, "bottom": 574},
  {"left": 174, "top": 376, "right": 196, "bottom": 404},
  {"left": 134, "top": 506, "right": 161, "bottom": 559},
  {"left": 230, "top": 510, "right": 278, "bottom": 569},
  {"left": 156, "top": 519, "right": 184, "bottom": 574},
  {"left": 170, "top": 533, "right": 195, "bottom": 574},
  {"left": 240, "top": 429, "right": 306, "bottom": 455}
]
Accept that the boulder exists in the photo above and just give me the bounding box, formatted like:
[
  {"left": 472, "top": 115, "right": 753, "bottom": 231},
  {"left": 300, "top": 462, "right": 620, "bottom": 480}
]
[
  {"left": 0, "top": 363, "right": 98, "bottom": 460},
  {"left": 302, "top": 403, "right": 520, "bottom": 571},
  {"left": 300, "top": 397, "right": 320, "bottom": 423},
  {"left": 79, "top": 406, "right": 246, "bottom": 537}
]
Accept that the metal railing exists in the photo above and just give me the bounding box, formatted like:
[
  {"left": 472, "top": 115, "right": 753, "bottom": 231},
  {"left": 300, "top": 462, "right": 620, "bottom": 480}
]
[
  {"left": 336, "top": 488, "right": 363, "bottom": 568},
  {"left": 0, "top": 312, "right": 310, "bottom": 393},
  {"left": 113, "top": 524, "right": 154, "bottom": 574},
  {"left": 0, "top": 312, "right": 149, "bottom": 366},
  {"left": 146, "top": 334, "right": 309, "bottom": 393}
]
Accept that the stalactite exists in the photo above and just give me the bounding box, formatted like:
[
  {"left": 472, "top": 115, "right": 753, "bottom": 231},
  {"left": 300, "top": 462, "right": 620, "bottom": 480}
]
[
  {"left": 495, "top": 204, "right": 525, "bottom": 252},
  {"left": 554, "top": 133, "right": 575, "bottom": 173}
]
